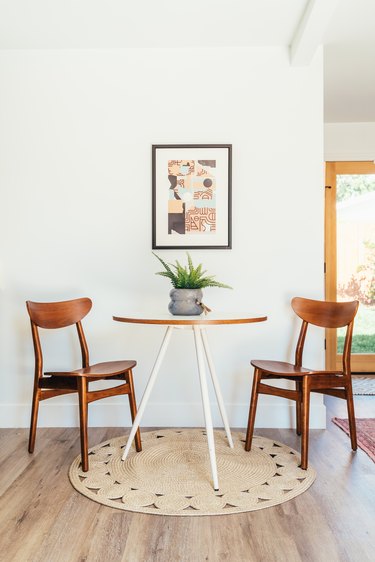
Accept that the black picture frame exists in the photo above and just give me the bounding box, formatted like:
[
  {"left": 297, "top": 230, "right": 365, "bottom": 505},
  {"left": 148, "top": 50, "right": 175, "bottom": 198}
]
[{"left": 152, "top": 144, "right": 232, "bottom": 249}]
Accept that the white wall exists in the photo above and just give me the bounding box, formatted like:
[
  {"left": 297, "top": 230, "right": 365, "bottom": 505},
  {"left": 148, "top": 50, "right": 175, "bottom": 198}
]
[
  {"left": 325, "top": 121, "right": 375, "bottom": 161},
  {"left": 0, "top": 47, "right": 326, "bottom": 429}
]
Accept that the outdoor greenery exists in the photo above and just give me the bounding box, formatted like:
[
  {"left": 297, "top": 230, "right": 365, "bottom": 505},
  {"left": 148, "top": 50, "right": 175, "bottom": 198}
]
[
  {"left": 337, "top": 334, "right": 375, "bottom": 354},
  {"left": 336, "top": 174, "right": 375, "bottom": 353},
  {"left": 337, "top": 174, "right": 375, "bottom": 202},
  {"left": 338, "top": 239, "right": 375, "bottom": 306},
  {"left": 153, "top": 252, "right": 232, "bottom": 290},
  {"left": 337, "top": 305, "right": 375, "bottom": 353}
]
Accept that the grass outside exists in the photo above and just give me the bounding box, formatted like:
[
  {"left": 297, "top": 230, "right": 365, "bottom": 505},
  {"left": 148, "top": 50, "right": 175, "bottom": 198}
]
[
  {"left": 338, "top": 334, "right": 375, "bottom": 353},
  {"left": 337, "top": 305, "right": 375, "bottom": 353}
]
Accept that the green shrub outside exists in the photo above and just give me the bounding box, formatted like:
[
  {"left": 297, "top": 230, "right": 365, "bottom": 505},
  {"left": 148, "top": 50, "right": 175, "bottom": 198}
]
[{"left": 337, "top": 334, "right": 375, "bottom": 354}]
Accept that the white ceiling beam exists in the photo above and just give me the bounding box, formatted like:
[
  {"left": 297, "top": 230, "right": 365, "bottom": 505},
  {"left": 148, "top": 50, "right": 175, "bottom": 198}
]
[{"left": 290, "top": 0, "right": 340, "bottom": 66}]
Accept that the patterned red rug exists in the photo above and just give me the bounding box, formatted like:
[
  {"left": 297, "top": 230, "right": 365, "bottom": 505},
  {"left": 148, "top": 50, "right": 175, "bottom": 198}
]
[{"left": 332, "top": 418, "right": 375, "bottom": 462}]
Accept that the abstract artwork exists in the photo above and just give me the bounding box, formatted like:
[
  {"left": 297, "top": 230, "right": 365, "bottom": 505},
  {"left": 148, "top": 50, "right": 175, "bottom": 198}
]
[{"left": 152, "top": 145, "right": 232, "bottom": 249}]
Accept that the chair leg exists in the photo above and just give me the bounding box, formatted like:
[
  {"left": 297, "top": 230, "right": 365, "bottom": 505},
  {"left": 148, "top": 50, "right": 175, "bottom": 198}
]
[
  {"left": 28, "top": 385, "right": 40, "bottom": 453},
  {"left": 300, "top": 377, "right": 310, "bottom": 470},
  {"left": 126, "top": 369, "right": 142, "bottom": 453},
  {"left": 346, "top": 380, "right": 357, "bottom": 450},
  {"left": 245, "top": 368, "right": 261, "bottom": 452},
  {"left": 78, "top": 377, "right": 89, "bottom": 472},
  {"left": 296, "top": 380, "right": 302, "bottom": 436}
]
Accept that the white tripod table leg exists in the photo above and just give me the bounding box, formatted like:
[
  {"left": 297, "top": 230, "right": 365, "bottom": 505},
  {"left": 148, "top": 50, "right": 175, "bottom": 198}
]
[
  {"left": 201, "top": 328, "right": 234, "bottom": 449},
  {"left": 193, "top": 325, "right": 219, "bottom": 491},
  {"left": 121, "top": 325, "right": 174, "bottom": 461}
]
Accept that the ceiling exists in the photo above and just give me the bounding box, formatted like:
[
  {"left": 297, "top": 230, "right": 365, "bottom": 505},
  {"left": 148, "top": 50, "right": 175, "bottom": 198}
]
[
  {"left": 323, "top": 0, "right": 375, "bottom": 122},
  {"left": 0, "top": 0, "right": 307, "bottom": 49},
  {"left": 0, "top": 0, "right": 374, "bottom": 123}
]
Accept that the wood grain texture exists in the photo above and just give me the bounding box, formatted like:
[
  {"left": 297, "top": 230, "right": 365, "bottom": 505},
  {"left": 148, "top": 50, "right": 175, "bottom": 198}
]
[
  {"left": 26, "top": 298, "right": 92, "bottom": 329},
  {"left": 113, "top": 315, "right": 268, "bottom": 326},
  {"left": 0, "top": 398, "right": 374, "bottom": 562},
  {"left": 46, "top": 360, "right": 137, "bottom": 378},
  {"left": 325, "top": 162, "right": 337, "bottom": 371},
  {"left": 292, "top": 297, "right": 359, "bottom": 329},
  {"left": 26, "top": 297, "right": 142, "bottom": 469},
  {"left": 246, "top": 297, "right": 359, "bottom": 469}
]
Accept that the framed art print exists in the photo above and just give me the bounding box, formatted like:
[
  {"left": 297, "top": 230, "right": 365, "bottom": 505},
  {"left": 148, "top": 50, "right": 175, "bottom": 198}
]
[{"left": 152, "top": 144, "right": 232, "bottom": 249}]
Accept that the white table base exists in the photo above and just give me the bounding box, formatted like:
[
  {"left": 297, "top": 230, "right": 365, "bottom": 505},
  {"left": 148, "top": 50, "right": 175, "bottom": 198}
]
[{"left": 121, "top": 324, "right": 234, "bottom": 491}]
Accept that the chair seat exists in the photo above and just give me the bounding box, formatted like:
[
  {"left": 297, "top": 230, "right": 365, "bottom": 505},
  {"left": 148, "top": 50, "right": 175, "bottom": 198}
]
[
  {"left": 45, "top": 360, "right": 137, "bottom": 378},
  {"left": 246, "top": 297, "right": 359, "bottom": 471},
  {"left": 27, "top": 297, "right": 142, "bottom": 472},
  {"left": 251, "top": 359, "right": 313, "bottom": 376}
]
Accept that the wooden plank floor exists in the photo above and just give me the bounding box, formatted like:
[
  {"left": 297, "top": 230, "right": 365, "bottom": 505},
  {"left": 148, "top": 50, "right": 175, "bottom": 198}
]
[{"left": 0, "top": 397, "right": 374, "bottom": 562}]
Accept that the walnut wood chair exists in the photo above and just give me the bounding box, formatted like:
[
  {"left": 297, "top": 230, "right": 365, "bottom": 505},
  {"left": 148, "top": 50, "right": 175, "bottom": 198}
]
[
  {"left": 245, "top": 297, "right": 359, "bottom": 469},
  {"left": 26, "top": 297, "right": 142, "bottom": 471}
]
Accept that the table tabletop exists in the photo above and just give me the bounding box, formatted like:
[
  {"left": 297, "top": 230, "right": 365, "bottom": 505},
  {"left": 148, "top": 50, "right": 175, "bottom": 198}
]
[{"left": 113, "top": 312, "right": 267, "bottom": 326}]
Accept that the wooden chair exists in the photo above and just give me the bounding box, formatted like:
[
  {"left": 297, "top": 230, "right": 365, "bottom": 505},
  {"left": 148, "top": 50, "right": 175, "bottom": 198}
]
[
  {"left": 26, "top": 297, "right": 142, "bottom": 471},
  {"left": 245, "top": 297, "right": 359, "bottom": 469}
]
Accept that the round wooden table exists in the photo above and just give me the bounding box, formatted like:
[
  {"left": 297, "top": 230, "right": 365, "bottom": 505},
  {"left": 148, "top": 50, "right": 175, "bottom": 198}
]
[{"left": 113, "top": 312, "right": 267, "bottom": 490}]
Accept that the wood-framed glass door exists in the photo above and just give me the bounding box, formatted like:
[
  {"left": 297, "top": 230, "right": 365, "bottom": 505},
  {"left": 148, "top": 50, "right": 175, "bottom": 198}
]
[{"left": 325, "top": 161, "right": 375, "bottom": 372}]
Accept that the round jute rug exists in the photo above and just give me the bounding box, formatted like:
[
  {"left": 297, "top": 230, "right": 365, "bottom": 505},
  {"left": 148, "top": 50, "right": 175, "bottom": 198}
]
[{"left": 69, "top": 429, "right": 316, "bottom": 516}]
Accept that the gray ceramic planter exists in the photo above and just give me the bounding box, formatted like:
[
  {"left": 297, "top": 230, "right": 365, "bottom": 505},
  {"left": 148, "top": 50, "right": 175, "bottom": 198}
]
[{"left": 168, "top": 288, "right": 203, "bottom": 316}]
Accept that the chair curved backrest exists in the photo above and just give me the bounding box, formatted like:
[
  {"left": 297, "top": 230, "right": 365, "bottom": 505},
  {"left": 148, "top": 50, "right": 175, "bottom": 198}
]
[
  {"left": 26, "top": 298, "right": 92, "bottom": 329},
  {"left": 291, "top": 297, "right": 359, "bottom": 328},
  {"left": 26, "top": 298, "right": 92, "bottom": 374},
  {"left": 291, "top": 297, "right": 359, "bottom": 373}
]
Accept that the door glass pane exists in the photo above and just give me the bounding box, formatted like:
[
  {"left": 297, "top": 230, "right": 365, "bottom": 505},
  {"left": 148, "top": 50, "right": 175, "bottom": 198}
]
[{"left": 336, "top": 174, "right": 375, "bottom": 354}]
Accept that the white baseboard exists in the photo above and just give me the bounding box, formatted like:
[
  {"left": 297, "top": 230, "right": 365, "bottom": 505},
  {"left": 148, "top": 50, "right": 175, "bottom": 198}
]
[{"left": 0, "top": 401, "right": 327, "bottom": 429}]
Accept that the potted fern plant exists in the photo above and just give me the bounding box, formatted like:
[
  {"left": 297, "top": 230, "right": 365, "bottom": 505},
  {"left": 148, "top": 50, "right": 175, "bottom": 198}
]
[{"left": 153, "top": 252, "right": 232, "bottom": 315}]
